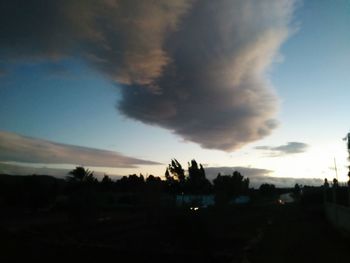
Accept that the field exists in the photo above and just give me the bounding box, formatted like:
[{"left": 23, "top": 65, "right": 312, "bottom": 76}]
[{"left": 1, "top": 202, "right": 349, "bottom": 262}]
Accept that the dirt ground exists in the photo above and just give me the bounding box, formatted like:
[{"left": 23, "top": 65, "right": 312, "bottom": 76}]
[{"left": 248, "top": 204, "right": 349, "bottom": 263}]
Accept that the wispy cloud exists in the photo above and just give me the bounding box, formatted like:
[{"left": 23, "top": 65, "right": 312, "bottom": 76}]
[
  {"left": 249, "top": 176, "right": 323, "bottom": 188},
  {"left": 0, "top": 162, "right": 70, "bottom": 178},
  {"left": 255, "top": 142, "right": 309, "bottom": 156},
  {"left": 0, "top": 161, "right": 324, "bottom": 188},
  {"left": 0, "top": 0, "right": 296, "bottom": 151},
  {"left": 205, "top": 166, "right": 323, "bottom": 188},
  {"left": 0, "top": 131, "right": 160, "bottom": 168},
  {"left": 0, "top": 162, "right": 126, "bottom": 180},
  {"left": 205, "top": 166, "right": 272, "bottom": 180}
]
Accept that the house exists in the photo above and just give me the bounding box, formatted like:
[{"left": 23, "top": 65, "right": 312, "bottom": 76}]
[
  {"left": 230, "top": 195, "right": 251, "bottom": 205},
  {"left": 176, "top": 194, "right": 215, "bottom": 208}
]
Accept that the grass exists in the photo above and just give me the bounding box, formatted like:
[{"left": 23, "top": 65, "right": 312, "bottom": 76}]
[{"left": 0, "top": 203, "right": 348, "bottom": 262}]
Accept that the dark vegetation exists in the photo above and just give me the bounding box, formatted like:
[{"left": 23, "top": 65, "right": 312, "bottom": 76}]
[
  {"left": 0, "top": 159, "right": 349, "bottom": 262},
  {"left": 0, "top": 159, "right": 283, "bottom": 214}
]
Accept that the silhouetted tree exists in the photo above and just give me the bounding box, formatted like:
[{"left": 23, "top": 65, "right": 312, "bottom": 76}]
[
  {"left": 332, "top": 178, "right": 339, "bottom": 187},
  {"left": 101, "top": 174, "right": 114, "bottom": 191},
  {"left": 323, "top": 178, "right": 331, "bottom": 202},
  {"left": 146, "top": 174, "right": 162, "bottom": 185},
  {"left": 213, "top": 171, "right": 249, "bottom": 205},
  {"left": 165, "top": 159, "right": 185, "bottom": 193},
  {"left": 187, "top": 159, "right": 212, "bottom": 194},
  {"left": 293, "top": 183, "right": 301, "bottom": 196},
  {"left": 144, "top": 175, "right": 165, "bottom": 206},
  {"left": 67, "top": 166, "right": 97, "bottom": 184},
  {"left": 167, "top": 159, "right": 185, "bottom": 182},
  {"left": 259, "top": 183, "right": 276, "bottom": 196},
  {"left": 116, "top": 174, "right": 145, "bottom": 193},
  {"left": 165, "top": 168, "right": 171, "bottom": 180},
  {"left": 65, "top": 167, "right": 100, "bottom": 222}
]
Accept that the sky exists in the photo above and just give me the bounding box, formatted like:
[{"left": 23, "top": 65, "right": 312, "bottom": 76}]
[{"left": 0, "top": 0, "right": 349, "bottom": 186}]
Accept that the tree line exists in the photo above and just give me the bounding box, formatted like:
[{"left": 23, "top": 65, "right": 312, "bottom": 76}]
[
  {"left": 0, "top": 158, "right": 280, "bottom": 216},
  {"left": 67, "top": 159, "right": 250, "bottom": 197}
]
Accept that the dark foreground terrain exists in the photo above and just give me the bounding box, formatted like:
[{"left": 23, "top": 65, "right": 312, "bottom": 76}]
[{"left": 0, "top": 203, "right": 348, "bottom": 263}]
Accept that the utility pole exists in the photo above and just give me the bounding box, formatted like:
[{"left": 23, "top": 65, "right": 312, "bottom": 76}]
[
  {"left": 334, "top": 157, "right": 338, "bottom": 181},
  {"left": 344, "top": 132, "right": 350, "bottom": 206},
  {"left": 347, "top": 133, "right": 350, "bottom": 206}
]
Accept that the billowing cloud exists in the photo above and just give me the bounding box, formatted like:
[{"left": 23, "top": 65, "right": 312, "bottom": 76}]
[
  {"left": 0, "top": 131, "right": 160, "bottom": 168},
  {"left": 0, "top": 0, "right": 296, "bottom": 151},
  {"left": 119, "top": 0, "right": 295, "bottom": 151},
  {"left": 0, "top": 0, "right": 192, "bottom": 86},
  {"left": 255, "top": 142, "right": 309, "bottom": 156}
]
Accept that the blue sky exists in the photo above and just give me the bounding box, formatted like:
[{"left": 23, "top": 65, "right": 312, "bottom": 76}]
[{"left": 0, "top": 0, "right": 349, "bottom": 185}]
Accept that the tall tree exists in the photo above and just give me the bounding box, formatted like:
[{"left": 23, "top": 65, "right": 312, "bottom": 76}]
[
  {"left": 259, "top": 183, "right": 276, "bottom": 196},
  {"left": 213, "top": 171, "right": 249, "bottom": 205},
  {"left": 101, "top": 174, "right": 114, "bottom": 191},
  {"left": 187, "top": 159, "right": 211, "bottom": 194},
  {"left": 67, "top": 166, "right": 96, "bottom": 183},
  {"left": 167, "top": 159, "right": 185, "bottom": 183}
]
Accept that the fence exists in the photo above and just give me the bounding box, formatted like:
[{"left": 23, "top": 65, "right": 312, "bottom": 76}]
[
  {"left": 324, "top": 202, "right": 350, "bottom": 234},
  {"left": 323, "top": 180, "right": 350, "bottom": 234}
]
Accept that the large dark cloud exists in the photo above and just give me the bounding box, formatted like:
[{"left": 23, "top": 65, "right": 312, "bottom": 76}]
[
  {"left": 0, "top": 0, "right": 191, "bottom": 82},
  {"left": 0, "top": 0, "right": 295, "bottom": 151},
  {"left": 0, "top": 131, "right": 160, "bottom": 168},
  {"left": 0, "top": 68, "right": 6, "bottom": 77},
  {"left": 255, "top": 142, "right": 309, "bottom": 156}
]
